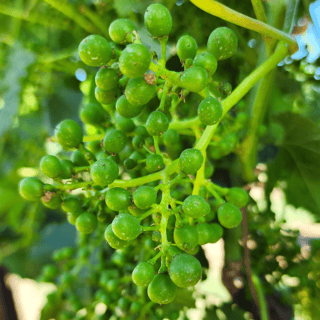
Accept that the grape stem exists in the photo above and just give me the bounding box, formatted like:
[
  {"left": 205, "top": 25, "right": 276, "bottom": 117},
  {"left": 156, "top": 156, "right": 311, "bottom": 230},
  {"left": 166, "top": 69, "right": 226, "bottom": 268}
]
[{"left": 189, "top": 0, "right": 298, "bottom": 53}]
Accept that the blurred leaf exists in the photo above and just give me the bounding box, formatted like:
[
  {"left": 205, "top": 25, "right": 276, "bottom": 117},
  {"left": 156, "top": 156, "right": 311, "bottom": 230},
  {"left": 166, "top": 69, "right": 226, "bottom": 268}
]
[
  {"left": 2, "top": 222, "right": 76, "bottom": 278},
  {"left": 46, "top": 83, "right": 82, "bottom": 129},
  {"left": 113, "top": 0, "right": 152, "bottom": 16},
  {"left": 0, "top": 226, "right": 21, "bottom": 242},
  {"left": 0, "top": 43, "right": 35, "bottom": 135},
  {"left": 268, "top": 112, "right": 320, "bottom": 216},
  {"left": 173, "top": 287, "right": 196, "bottom": 308}
]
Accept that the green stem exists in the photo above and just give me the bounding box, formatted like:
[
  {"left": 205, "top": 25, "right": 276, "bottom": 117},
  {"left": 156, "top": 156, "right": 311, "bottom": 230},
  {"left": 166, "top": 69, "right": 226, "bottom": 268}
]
[
  {"left": 158, "top": 82, "right": 170, "bottom": 111},
  {"left": 239, "top": 69, "right": 276, "bottom": 181},
  {"left": 0, "top": 4, "right": 70, "bottom": 29},
  {"left": 73, "top": 166, "right": 90, "bottom": 174},
  {"left": 192, "top": 152, "right": 206, "bottom": 195},
  {"left": 80, "top": 5, "right": 110, "bottom": 38},
  {"left": 206, "top": 181, "right": 229, "bottom": 196},
  {"left": 251, "top": 0, "right": 273, "bottom": 55},
  {"left": 251, "top": 0, "right": 268, "bottom": 24},
  {"left": 159, "top": 36, "right": 168, "bottom": 69},
  {"left": 252, "top": 273, "right": 270, "bottom": 320},
  {"left": 138, "top": 207, "right": 158, "bottom": 222},
  {"left": 43, "top": 0, "right": 97, "bottom": 33},
  {"left": 153, "top": 136, "right": 162, "bottom": 155},
  {"left": 189, "top": 0, "right": 298, "bottom": 53},
  {"left": 110, "top": 159, "right": 180, "bottom": 188},
  {"left": 169, "top": 117, "right": 200, "bottom": 130},
  {"left": 50, "top": 180, "right": 93, "bottom": 191},
  {"left": 195, "top": 41, "right": 289, "bottom": 152},
  {"left": 205, "top": 183, "right": 225, "bottom": 203},
  {"left": 38, "top": 48, "right": 77, "bottom": 63},
  {"left": 148, "top": 251, "right": 162, "bottom": 265},
  {"left": 141, "top": 226, "right": 158, "bottom": 232}
]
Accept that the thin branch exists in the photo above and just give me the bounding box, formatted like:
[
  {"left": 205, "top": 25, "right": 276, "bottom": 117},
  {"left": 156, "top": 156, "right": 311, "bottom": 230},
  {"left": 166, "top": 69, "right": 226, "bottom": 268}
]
[
  {"left": 189, "top": 0, "right": 298, "bottom": 53},
  {"left": 241, "top": 207, "right": 261, "bottom": 313}
]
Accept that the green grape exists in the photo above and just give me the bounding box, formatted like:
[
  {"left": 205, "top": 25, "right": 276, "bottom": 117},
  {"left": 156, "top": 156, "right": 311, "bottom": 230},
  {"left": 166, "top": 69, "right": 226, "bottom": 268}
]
[
  {"left": 133, "top": 186, "right": 157, "bottom": 209},
  {"left": 125, "top": 77, "right": 157, "bottom": 107},
  {"left": 95, "top": 86, "right": 120, "bottom": 105},
  {"left": 78, "top": 35, "right": 112, "bottom": 67},
  {"left": 236, "top": 111, "right": 248, "bottom": 125},
  {"left": 40, "top": 155, "right": 62, "bottom": 178},
  {"left": 204, "top": 160, "right": 214, "bottom": 179},
  {"left": 54, "top": 120, "right": 83, "bottom": 149},
  {"left": 71, "top": 149, "right": 89, "bottom": 167},
  {"left": 148, "top": 274, "right": 177, "bottom": 304},
  {"left": 103, "top": 128, "right": 127, "bottom": 154},
  {"left": 146, "top": 111, "right": 169, "bottom": 136},
  {"left": 41, "top": 192, "right": 61, "bottom": 209},
  {"left": 105, "top": 187, "right": 131, "bottom": 211},
  {"left": 56, "top": 247, "right": 75, "bottom": 261},
  {"left": 19, "top": 177, "right": 44, "bottom": 201},
  {"left": 124, "top": 158, "right": 137, "bottom": 170},
  {"left": 132, "top": 262, "right": 155, "bottom": 286},
  {"left": 116, "top": 95, "right": 144, "bottom": 119},
  {"left": 119, "top": 44, "right": 151, "bottom": 78},
  {"left": 152, "top": 230, "right": 162, "bottom": 242},
  {"left": 80, "top": 102, "right": 108, "bottom": 126},
  {"left": 135, "top": 125, "right": 149, "bottom": 138},
  {"left": 42, "top": 264, "right": 59, "bottom": 281},
  {"left": 217, "top": 202, "right": 242, "bottom": 228},
  {"left": 60, "top": 159, "right": 74, "bottom": 179},
  {"left": 111, "top": 251, "right": 126, "bottom": 267},
  {"left": 144, "top": 4, "right": 172, "bottom": 38},
  {"left": 179, "top": 148, "right": 203, "bottom": 174},
  {"left": 76, "top": 212, "right": 98, "bottom": 234},
  {"left": 115, "top": 113, "right": 135, "bottom": 133},
  {"left": 221, "top": 82, "right": 232, "bottom": 95},
  {"left": 90, "top": 158, "right": 119, "bottom": 186},
  {"left": 105, "top": 224, "right": 131, "bottom": 249},
  {"left": 174, "top": 225, "right": 198, "bottom": 251},
  {"left": 181, "top": 66, "right": 207, "bottom": 93},
  {"left": 226, "top": 187, "right": 249, "bottom": 208},
  {"left": 112, "top": 213, "right": 141, "bottom": 240},
  {"left": 196, "top": 223, "right": 214, "bottom": 245},
  {"left": 258, "top": 125, "right": 267, "bottom": 137},
  {"left": 86, "top": 141, "right": 101, "bottom": 154},
  {"left": 132, "top": 135, "right": 144, "bottom": 150},
  {"left": 61, "top": 196, "right": 82, "bottom": 213},
  {"left": 146, "top": 154, "right": 164, "bottom": 172},
  {"left": 197, "top": 96, "right": 223, "bottom": 126},
  {"left": 109, "top": 19, "right": 136, "bottom": 44},
  {"left": 128, "top": 205, "right": 146, "bottom": 217},
  {"left": 95, "top": 67, "right": 119, "bottom": 91},
  {"left": 176, "top": 35, "right": 198, "bottom": 61},
  {"left": 208, "top": 223, "right": 224, "bottom": 243},
  {"left": 169, "top": 253, "right": 202, "bottom": 287},
  {"left": 207, "top": 27, "right": 238, "bottom": 60},
  {"left": 67, "top": 211, "right": 81, "bottom": 225},
  {"left": 182, "top": 195, "right": 210, "bottom": 218},
  {"left": 130, "top": 301, "right": 142, "bottom": 314},
  {"left": 193, "top": 51, "right": 218, "bottom": 77},
  {"left": 162, "top": 129, "right": 179, "bottom": 146}
]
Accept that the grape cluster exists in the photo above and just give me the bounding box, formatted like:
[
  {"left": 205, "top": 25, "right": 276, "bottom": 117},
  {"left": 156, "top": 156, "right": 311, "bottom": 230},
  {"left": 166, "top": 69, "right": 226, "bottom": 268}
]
[{"left": 19, "top": 3, "right": 248, "bottom": 316}]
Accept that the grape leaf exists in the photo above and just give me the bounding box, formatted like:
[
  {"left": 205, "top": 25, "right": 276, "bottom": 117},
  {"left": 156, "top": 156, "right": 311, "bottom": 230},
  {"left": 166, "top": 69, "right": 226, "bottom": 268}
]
[
  {"left": 269, "top": 112, "right": 320, "bottom": 216},
  {"left": 0, "top": 43, "right": 35, "bottom": 135}
]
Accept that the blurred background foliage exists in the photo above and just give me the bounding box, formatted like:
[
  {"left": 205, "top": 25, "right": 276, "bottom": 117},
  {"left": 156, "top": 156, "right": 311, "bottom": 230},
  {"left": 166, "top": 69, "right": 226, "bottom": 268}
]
[{"left": 1, "top": 0, "right": 320, "bottom": 319}]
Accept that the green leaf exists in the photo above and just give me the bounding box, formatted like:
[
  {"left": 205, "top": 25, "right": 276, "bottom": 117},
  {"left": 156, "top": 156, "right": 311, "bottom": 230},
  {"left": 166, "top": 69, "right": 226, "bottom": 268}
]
[
  {"left": 0, "top": 43, "right": 35, "bottom": 135},
  {"left": 269, "top": 112, "right": 320, "bottom": 216}
]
